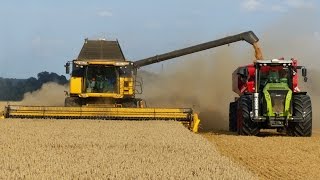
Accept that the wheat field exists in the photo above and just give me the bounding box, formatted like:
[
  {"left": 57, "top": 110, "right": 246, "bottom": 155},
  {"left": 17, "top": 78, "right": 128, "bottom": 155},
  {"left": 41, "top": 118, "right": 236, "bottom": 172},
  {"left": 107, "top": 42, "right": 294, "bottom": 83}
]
[
  {"left": 0, "top": 119, "right": 256, "bottom": 179},
  {"left": 203, "top": 131, "right": 320, "bottom": 180}
]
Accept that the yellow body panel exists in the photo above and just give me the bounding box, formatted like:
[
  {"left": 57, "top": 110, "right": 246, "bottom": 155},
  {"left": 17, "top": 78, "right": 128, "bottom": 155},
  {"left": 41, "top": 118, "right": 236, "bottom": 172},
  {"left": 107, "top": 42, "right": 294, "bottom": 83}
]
[
  {"left": 191, "top": 114, "right": 200, "bottom": 133},
  {"left": 123, "top": 77, "right": 134, "bottom": 95},
  {"left": 70, "top": 77, "right": 82, "bottom": 94},
  {"left": 119, "top": 77, "right": 124, "bottom": 95}
]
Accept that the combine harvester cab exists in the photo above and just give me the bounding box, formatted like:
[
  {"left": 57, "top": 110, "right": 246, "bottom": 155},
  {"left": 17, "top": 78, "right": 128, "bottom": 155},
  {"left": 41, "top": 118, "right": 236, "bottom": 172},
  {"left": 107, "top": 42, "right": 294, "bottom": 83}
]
[{"left": 4, "top": 31, "right": 264, "bottom": 133}]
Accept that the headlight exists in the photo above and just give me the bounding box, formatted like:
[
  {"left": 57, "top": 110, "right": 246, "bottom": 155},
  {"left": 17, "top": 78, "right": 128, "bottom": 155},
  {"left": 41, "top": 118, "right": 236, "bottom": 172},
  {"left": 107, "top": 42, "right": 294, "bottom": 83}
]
[
  {"left": 75, "top": 61, "right": 88, "bottom": 65},
  {"left": 115, "top": 62, "right": 129, "bottom": 66}
]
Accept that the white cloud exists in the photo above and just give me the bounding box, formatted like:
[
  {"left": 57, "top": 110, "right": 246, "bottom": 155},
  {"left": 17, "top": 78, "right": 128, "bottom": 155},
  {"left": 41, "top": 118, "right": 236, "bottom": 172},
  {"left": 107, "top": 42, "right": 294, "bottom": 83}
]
[
  {"left": 97, "top": 10, "right": 113, "bottom": 17},
  {"left": 241, "top": 0, "right": 315, "bottom": 13},
  {"left": 285, "top": 0, "right": 314, "bottom": 9},
  {"left": 242, "top": 0, "right": 262, "bottom": 11}
]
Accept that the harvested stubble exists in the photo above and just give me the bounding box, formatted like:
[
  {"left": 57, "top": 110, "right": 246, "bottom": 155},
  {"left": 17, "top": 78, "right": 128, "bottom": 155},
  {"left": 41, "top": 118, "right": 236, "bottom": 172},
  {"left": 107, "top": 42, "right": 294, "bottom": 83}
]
[
  {"left": 0, "top": 119, "right": 256, "bottom": 179},
  {"left": 203, "top": 131, "right": 320, "bottom": 180}
]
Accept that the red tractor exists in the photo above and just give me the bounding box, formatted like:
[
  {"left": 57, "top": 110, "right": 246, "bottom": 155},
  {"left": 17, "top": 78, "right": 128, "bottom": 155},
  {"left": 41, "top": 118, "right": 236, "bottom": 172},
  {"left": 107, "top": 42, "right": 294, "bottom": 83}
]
[{"left": 229, "top": 58, "right": 311, "bottom": 136}]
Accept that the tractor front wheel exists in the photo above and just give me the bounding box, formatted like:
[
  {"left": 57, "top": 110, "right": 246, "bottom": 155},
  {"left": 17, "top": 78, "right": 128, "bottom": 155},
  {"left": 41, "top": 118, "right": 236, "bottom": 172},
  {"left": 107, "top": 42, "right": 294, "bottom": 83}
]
[
  {"left": 287, "top": 94, "right": 312, "bottom": 137},
  {"left": 237, "top": 95, "right": 259, "bottom": 136}
]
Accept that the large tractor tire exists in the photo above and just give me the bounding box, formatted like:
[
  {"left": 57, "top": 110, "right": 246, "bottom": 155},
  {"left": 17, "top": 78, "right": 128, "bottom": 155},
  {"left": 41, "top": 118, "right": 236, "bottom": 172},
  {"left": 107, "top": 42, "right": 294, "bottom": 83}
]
[
  {"left": 237, "top": 95, "right": 260, "bottom": 136},
  {"left": 287, "top": 94, "right": 312, "bottom": 137},
  {"left": 64, "top": 97, "right": 81, "bottom": 107},
  {"left": 229, "top": 101, "right": 237, "bottom": 132}
]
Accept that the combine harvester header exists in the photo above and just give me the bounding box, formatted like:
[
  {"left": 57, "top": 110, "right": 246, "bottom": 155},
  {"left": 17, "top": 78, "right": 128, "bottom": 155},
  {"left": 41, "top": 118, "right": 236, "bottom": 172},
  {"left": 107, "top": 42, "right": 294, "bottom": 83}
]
[
  {"left": 4, "top": 105, "right": 200, "bottom": 132},
  {"left": 3, "top": 31, "right": 262, "bottom": 133}
]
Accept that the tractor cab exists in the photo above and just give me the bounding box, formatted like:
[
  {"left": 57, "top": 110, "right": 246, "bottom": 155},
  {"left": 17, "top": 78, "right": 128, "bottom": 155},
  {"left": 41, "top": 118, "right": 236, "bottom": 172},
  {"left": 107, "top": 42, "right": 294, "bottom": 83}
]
[
  {"left": 256, "top": 59, "right": 294, "bottom": 92},
  {"left": 267, "top": 69, "right": 289, "bottom": 83}
]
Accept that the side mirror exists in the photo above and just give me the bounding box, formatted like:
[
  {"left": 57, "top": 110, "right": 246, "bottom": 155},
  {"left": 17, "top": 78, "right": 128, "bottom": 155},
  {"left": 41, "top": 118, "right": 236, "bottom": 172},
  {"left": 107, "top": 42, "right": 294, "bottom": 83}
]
[
  {"left": 237, "top": 67, "right": 249, "bottom": 83},
  {"left": 302, "top": 67, "right": 307, "bottom": 82},
  {"left": 302, "top": 67, "right": 307, "bottom": 77},
  {"left": 65, "top": 62, "right": 70, "bottom": 74},
  {"left": 237, "top": 67, "right": 248, "bottom": 79}
]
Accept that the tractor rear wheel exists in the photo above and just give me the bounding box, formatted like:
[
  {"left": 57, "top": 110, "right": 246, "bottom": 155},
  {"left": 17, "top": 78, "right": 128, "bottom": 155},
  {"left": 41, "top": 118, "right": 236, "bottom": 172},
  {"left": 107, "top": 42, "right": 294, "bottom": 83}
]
[
  {"left": 237, "top": 95, "right": 259, "bottom": 136},
  {"left": 287, "top": 94, "right": 312, "bottom": 137},
  {"left": 229, "top": 101, "right": 237, "bottom": 132},
  {"left": 65, "top": 97, "right": 81, "bottom": 107}
]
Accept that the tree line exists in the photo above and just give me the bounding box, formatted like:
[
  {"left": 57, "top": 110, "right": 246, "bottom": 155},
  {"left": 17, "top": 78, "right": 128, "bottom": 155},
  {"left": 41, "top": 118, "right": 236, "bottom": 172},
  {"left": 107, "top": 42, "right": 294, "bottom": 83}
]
[{"left": 0, "top": 71, "right": 68, "bottom": 101}]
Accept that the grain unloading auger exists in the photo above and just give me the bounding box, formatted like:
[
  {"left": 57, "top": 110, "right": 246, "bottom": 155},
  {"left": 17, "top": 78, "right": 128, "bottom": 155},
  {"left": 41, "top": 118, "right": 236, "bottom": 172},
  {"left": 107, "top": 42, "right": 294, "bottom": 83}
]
[{"left": 3, "top": 31, "right": 261, "bottom": 133}]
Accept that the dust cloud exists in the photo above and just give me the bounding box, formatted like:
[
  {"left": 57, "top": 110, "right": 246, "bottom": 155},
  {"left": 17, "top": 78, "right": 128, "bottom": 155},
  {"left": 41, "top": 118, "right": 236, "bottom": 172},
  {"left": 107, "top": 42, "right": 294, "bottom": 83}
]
[
  {"left": 140, "top": 47, "right": 252, "bottom": 132},
  {"left": 140, "top": 10, "right": 320, "bottom": 131},
  {"left": 21, "top": 82, "right": 68, "bottom": 106}
]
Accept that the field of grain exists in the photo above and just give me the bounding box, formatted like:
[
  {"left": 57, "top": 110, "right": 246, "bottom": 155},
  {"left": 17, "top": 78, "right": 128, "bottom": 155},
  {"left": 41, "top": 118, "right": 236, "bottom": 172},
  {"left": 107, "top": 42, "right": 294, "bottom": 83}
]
[
  {"left": 0, "top": 119, "right": 256, "bottom": 179},
  {"left": 203, "top": 131, "right": 320, "bottom": 180}
]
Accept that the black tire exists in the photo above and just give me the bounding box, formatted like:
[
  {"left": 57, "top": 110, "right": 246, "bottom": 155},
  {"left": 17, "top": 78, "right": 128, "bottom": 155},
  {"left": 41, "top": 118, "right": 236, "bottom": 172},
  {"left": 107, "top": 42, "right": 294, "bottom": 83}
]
[
  {"left": 287, "top": 94, "right": 312, "bottom": 137},
  {"left": 238, "top": 95, "right": 260, "bottom": 136},
  {"left": 229, "top": 101, "right": 237, "bottom": 132},
  {"left": 64, "top": 97, "right": 81, "bottom": 107}
]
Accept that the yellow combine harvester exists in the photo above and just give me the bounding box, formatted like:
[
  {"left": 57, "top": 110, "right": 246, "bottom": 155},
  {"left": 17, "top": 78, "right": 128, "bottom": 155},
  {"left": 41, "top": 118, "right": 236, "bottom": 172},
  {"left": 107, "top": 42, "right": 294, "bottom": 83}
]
[{"left": 3, "top": 31, "right": 261, "bottom": 133}]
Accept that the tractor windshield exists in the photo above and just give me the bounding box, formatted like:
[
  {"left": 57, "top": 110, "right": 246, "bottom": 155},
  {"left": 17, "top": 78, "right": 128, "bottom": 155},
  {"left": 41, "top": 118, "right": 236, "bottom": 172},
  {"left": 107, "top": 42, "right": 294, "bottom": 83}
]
[
  {"left": 259, "top": 67, "right": 291, "bottom": 90},
  {"left": 85, "top": 65, "right": 118, "bottom": 93}
]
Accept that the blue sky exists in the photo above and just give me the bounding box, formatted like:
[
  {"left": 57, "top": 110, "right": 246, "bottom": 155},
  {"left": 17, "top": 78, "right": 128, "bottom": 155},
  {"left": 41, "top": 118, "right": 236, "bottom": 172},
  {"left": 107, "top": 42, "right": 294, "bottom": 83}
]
[{"left": 0, "top": 0, "right": 319, "bottom": 78}]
